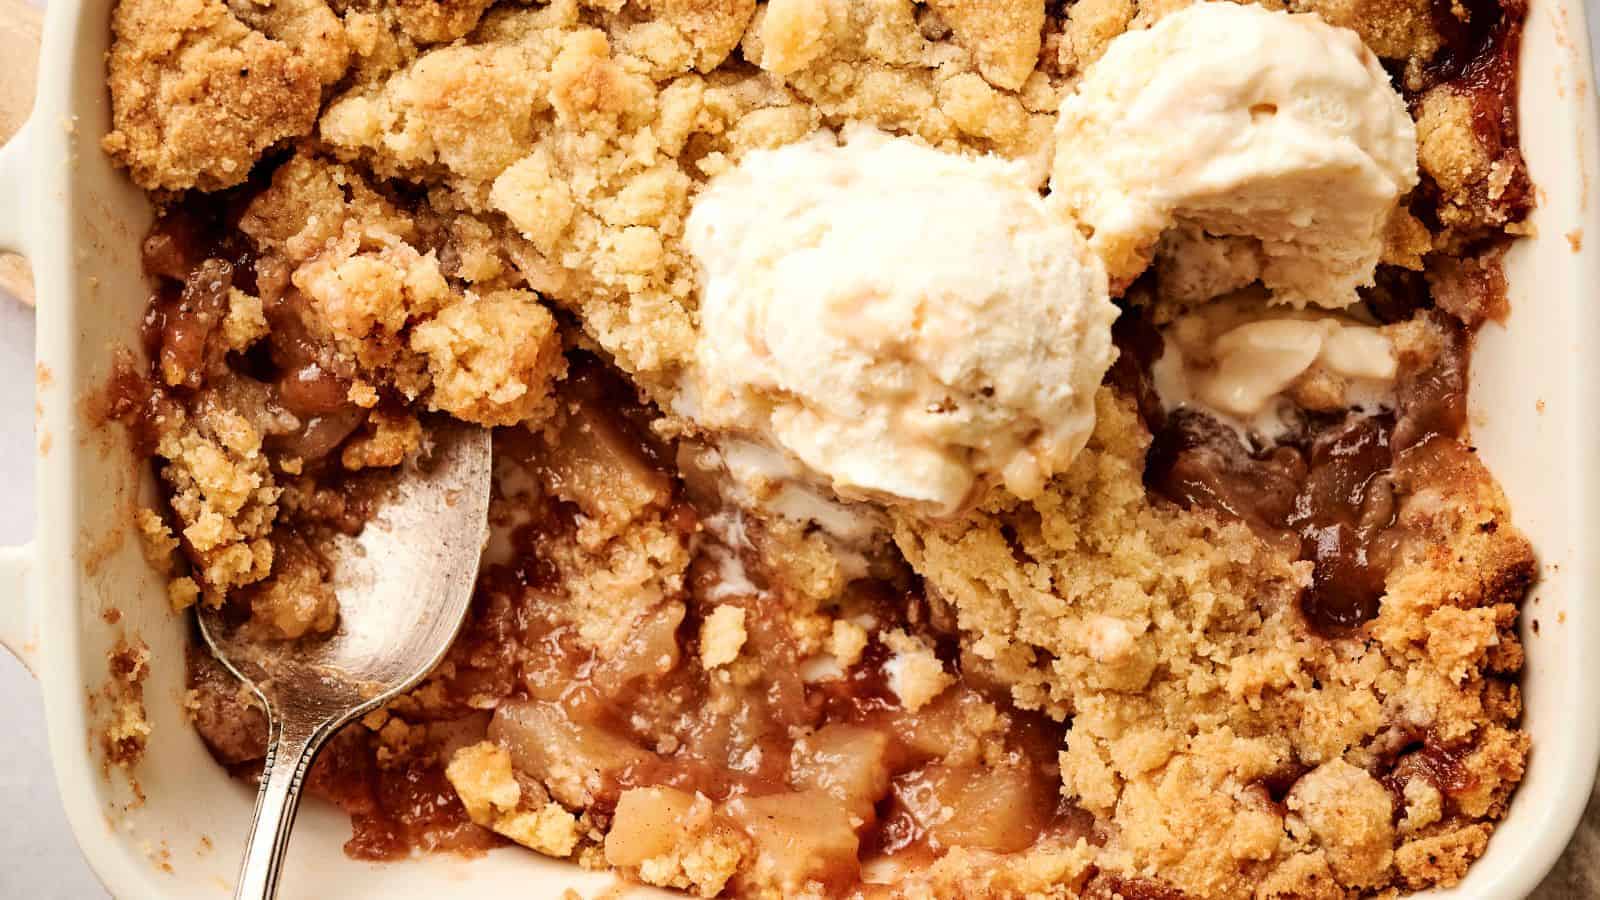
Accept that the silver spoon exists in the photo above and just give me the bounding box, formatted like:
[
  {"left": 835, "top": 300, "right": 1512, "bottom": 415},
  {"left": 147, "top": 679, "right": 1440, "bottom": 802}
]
[{"left": 197, "top": 419, "right": 492, "bottom": 900}]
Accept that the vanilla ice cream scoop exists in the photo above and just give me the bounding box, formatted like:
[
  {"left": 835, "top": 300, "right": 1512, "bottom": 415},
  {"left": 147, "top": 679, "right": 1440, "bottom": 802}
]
[
  {"left": 1052, "top": 2, "right": 1418, "bottom": 307},
  {"left": 683, "top": 127, "right": 1118, "bottom": 516}
]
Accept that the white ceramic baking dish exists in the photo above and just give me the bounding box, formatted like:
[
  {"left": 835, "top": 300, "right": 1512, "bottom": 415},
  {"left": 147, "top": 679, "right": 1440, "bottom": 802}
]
[{"left": 0, "top": 0, "right": 1596, "bottom": 897}]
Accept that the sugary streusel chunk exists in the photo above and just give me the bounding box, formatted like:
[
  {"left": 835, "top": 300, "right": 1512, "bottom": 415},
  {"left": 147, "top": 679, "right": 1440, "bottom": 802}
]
[
  {"left": 1286, "top": 759, "right": 1396, "bottom": 888},
  {"left": 698, "top": 604, "right": 748, "bottom": 668},
  {"left": 605, "top": 787, "right": 748, "bottom": 897},
  {"left": 104, "top": 0, "right": 348, "bottom": 190},
  {"left": 634, "top": 0, "right": 758, "bottom": 71},
  {"left": 1292, "top": 0, "right": 1442, "bottom": 88},
  {"left": 317, "top": 1, "right": 784, "bottom": 387},
  {"left": 153, "top": 402, "right": 279, "bottom": 602},
  {"left": 1415, "top": 81, "right": 1533, "bottom": 241},
  {"left": 167, "top": 576, "right": 201, "bottom": 611},
  {"left": 293, "top": 240, "right": 451, "bottom": 371},
  {"left": 540, "top": 503, "right": 690, "bottom": 656},
  {"left": 409, "top": 291, "right": 567, "bottom": 427},
  {"left": 102, "top": 639, "right": 153, "bottom": 769},
  {"left": 1109, "top": 733, "right": 1290, "bottom": 895},
  {"left": 896, "top": 390, "right": 1306, "bottom": 721},
  {"left": 391, "top": 0, "right": 498, "bottom": 44},
  {"left": 882, "top": 628, "right": 954, "bottom": 712},
  {"left": 827, "top": 619, "right": 869, "bottom": 668},
  {"left": 445, "top": 742, "right": 580, "bottom": 857},
  {"left": 240, "top": 151, "right": 571, "bottom": 424},
  {"left": 134, "top": 507, "right": 179, "bottom": 573},
  {"left": 925, "top": 0, "right": 1045, "bottom": 90},
  {"left": 747, "top": 0, "right": 1056, "bottom": 155},
  {"left": 238, "top": 153, "right": 412, "bottom": 266},
  {"left": 1395, "top": 825, "right": 1491, "bottom": 889},
  {"left": 340, "top": 410, "right": 423, "bottom": 471}
]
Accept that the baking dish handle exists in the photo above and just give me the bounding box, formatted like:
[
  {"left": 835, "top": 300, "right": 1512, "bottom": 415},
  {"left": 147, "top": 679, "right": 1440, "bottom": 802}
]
[
  {"left": 0, "top": 0, "right": 38, "bottom": 261},
  {"left": 0, "top": 543, "right": 37, "bottom": 673},
  {"left": 0, "top": 125, "right": 34, "bottom": 307},
  {"left": 0, "top": 0, "right": 39, "bottom": 672},
  {"left": 0, "top": 108, "right": 33, "bottom": 259}
]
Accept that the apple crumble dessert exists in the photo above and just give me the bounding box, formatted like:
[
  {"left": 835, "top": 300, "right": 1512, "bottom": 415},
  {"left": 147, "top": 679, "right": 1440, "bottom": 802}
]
[{"left": 106, "top": 0, "right": 1537, "bottom": 896}]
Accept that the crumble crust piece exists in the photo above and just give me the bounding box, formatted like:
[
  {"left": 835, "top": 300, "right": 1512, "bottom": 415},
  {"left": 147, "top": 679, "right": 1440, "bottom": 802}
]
[
  {"left": 103, "top": 0, "right": 347, "bottom": 191},
  {"left": 699, "top": 604, "right": 748, "bottom": 669},
  {"left": 102, "top": 638, "right": 154, "bottom": 771},
  {"left": 606, "top": 786, "right": 749, "bottom": 897},
  {"left": 446, "top": 741, "right": 582, "bottom": 857},
  {"left": 153, "top": 400, "right": 280, "bottom": 603}
]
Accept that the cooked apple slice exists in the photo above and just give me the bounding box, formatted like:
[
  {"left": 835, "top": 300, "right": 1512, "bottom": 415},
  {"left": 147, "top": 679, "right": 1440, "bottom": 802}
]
[
  {"left": 489, "top": 699, "right": 651, "bottom": 808},
  {"left": 894, "top": 763, "right": 1051, "bottom": 853},
  {"left": 725, "top": 790, "right": 861, "bottom": 893},
  {"left": 789, "top": 725, "right": 892, "bottom": 823}
]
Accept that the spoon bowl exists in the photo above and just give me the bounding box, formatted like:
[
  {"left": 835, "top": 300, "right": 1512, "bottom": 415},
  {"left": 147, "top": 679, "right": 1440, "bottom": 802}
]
[{"left": 197, "top": 418, "right": 492, "bottom": 899}]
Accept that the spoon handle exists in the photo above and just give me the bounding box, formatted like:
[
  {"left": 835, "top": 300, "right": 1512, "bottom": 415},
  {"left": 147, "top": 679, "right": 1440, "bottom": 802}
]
[{"left": 233, "top": 715, "right": 333, "bottom": 900}]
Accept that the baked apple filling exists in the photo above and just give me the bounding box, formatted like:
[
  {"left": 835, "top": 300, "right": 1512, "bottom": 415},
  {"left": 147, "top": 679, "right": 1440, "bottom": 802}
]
[{"left": 106, "top": 0, "right": 1538, "bottom": 896}]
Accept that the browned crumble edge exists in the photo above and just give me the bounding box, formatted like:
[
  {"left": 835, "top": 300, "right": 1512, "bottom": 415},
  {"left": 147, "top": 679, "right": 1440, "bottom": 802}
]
[
  {"left": 102, "top": 0, "right": 1536, "bottom": 897},
  {"left": 94, "top": 636, "right": 152, "bottom": 800}
]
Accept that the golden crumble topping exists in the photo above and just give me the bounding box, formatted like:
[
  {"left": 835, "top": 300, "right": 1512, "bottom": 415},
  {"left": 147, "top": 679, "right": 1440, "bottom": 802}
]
[
  {"left": 105, "top": 0, "right": 1539, "bottom": 896},
  {"left": 153, "top": 400, "right": 280, "bottom": 602},
  {"left": 103, "top": 0, "right": 346, "bottom": 191},
  {"left": 606, "top": 786, "right": 749, "bottom": 897},
  {"left": 896, "top": 390, "right": 1531, "bottom": 896},
  {"left": 446, "top": 741, "right": 583, "bottom": 857},
  {"left": 410, "top": 290, "right": 566, "bottom": 426},
  {"left": 100, "top": 638, "right": 154, "bottom": 772}
]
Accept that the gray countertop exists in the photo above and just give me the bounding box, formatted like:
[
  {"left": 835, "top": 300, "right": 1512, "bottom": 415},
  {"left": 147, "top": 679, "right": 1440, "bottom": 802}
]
[{"left": 1, "top": 7, "right": 1597, "bottom": 899}]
